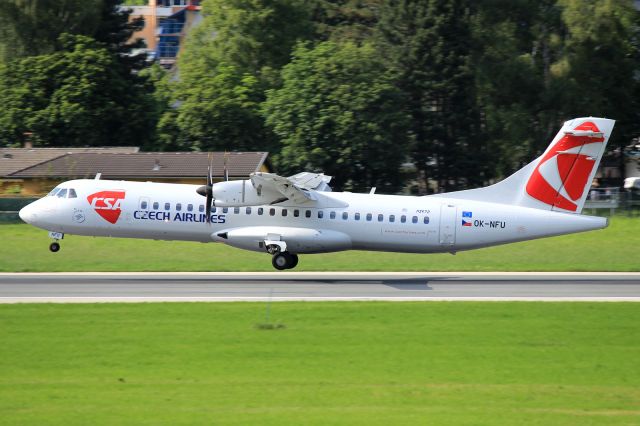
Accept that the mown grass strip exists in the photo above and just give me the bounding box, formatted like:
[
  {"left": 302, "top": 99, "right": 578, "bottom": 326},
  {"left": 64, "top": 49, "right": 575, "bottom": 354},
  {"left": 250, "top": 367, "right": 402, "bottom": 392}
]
[
  {"left": 0, "top": 302, "right": 639, "bottom": 425},
  {"left": 1, "top": 215, "right": 638, "bottom": 272}
]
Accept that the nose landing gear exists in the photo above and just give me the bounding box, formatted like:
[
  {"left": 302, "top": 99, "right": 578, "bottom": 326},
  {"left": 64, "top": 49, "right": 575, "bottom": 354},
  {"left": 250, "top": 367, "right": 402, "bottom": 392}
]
[{"left": 48, "top": 231, "right": 64, "bottom": 253}]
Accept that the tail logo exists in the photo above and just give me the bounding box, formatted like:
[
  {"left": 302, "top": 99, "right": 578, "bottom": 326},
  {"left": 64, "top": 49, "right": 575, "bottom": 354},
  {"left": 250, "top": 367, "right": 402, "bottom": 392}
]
[
  {"left": 525, "top": 121, "right": 604, "bottom": 211},
  {"left": 87, "top": 190, "right": 126, "bottom": 224}
]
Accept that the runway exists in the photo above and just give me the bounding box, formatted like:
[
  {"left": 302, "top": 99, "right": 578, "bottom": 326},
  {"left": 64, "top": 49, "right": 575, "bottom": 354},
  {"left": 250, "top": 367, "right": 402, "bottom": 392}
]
[{"left": 1, "top": 272, "right": 639, "bottom": 302}]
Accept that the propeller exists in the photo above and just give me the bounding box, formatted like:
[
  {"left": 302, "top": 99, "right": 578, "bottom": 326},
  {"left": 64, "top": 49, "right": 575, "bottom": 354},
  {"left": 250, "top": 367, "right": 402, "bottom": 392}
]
[
  {"left": 196, "top": 154, "right": 215, "bottom": 224},
  {"left": 223, "top": 151, "right": 229, "bottom": 182}
]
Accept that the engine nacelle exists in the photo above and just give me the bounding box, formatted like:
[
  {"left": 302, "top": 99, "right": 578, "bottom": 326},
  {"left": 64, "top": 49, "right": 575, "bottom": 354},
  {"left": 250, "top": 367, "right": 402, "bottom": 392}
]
[
  {"left": 210, "top": 180, "right": 282, "bottom": 207},
  {"left": 212, "top": 226, "right": 352, "bottom": 254}
]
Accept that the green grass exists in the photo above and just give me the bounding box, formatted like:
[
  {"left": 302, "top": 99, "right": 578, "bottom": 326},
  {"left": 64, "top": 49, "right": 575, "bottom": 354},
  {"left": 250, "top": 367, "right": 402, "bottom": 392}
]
[
  {"left": 0, "top": 216, "right": 637, "bottom": 271},
  {"left": 0, "top": 302, "right": 639, "bottom": 425}
]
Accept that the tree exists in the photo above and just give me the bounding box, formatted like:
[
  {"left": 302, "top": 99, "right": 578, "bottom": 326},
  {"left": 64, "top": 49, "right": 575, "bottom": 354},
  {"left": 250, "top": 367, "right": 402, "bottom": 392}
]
[
  {"left": 262, "top": 41, "right": 410, "bottom": 192},
  {"left": 378, "top": 0, "right": 489, "bottom": 193},
  {"left": 0, "top": 34, "right": 156, "bottom": 147},
  {"left": 157, "top": 62, "right": 274, "bottom": 151}
]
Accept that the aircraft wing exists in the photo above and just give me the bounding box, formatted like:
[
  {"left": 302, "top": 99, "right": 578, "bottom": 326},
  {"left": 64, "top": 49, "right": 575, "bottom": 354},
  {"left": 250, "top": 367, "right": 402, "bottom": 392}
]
[{"left": 250, "top": 172, "right": 332, "bottom": 204}]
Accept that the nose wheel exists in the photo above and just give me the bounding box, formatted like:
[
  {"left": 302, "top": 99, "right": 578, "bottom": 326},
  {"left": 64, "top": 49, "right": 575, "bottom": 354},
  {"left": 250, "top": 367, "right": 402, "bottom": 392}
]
[
  {"left": 49, "top": 242, "right": 60, "bottom": 252},
  {"left": 272, "top": 252, "right": 299, "bottom": 270},
  {"left": 47, "top": 231, "right": 64, "bottom": 253}
]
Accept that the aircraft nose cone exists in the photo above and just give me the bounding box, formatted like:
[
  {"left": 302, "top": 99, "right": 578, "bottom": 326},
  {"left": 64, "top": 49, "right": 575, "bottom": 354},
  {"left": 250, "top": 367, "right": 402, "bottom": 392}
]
[{"left": 19, "top": 204, "right": 33, "bottom": 223}]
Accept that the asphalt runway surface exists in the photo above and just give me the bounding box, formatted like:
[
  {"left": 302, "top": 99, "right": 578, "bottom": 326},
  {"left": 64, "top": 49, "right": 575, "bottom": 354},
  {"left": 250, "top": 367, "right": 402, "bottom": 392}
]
[{"left": 0, "top": 272, "right": 639, "bottom": 302}]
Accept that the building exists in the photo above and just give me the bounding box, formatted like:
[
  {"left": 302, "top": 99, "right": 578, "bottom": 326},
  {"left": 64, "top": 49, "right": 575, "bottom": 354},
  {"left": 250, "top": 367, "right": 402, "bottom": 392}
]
[
  {"left": 1, "top": 148, "right": 269, "bottom": 196},
  {"left": 127, "top": 0, "right": 202, "bottom": 68}
]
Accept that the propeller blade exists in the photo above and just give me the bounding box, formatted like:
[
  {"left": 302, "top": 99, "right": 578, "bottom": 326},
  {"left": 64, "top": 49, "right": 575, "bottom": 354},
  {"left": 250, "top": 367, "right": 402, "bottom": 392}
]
[{"left": 223, "top": 151, "right": 229, "bottom": 182}]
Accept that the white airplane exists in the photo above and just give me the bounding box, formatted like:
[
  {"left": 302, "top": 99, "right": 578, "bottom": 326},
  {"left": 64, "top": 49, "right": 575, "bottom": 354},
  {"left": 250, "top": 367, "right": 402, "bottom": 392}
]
[{"left": 19, "top": 117, "right": 614, "bottom": 270}]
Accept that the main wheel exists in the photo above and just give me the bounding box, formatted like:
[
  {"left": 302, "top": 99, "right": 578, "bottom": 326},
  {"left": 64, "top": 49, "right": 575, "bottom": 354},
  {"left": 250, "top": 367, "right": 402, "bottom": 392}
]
[
  {"left": 272, "top": 252, "right": 293, "bottom": 270},
  {"left": 49, "top": 242, "right": 60, "bottom": 252},
  {"left": 289, "top": 254, "right": 299, "bottom": 269}
]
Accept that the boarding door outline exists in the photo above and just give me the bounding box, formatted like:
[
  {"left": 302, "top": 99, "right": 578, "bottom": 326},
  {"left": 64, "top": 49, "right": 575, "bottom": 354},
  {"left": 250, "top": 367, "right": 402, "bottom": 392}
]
[{"left": 439, "top": 204, "right": 457, "bottom": 246}]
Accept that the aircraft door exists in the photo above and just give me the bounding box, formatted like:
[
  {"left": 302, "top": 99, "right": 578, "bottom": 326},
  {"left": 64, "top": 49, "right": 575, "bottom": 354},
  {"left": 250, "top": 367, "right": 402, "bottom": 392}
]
[{"left": 439, "top": 204, "right": 457, "bottom": 246}]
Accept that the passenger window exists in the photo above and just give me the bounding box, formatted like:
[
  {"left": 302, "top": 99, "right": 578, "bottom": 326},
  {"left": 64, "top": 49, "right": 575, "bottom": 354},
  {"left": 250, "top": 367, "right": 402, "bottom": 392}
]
[
  {"left": 355, "top": 213, "right": 360, "bottom": 221},
  {"left": 366, "top": 213, "right": 372, "bottom": 221},
  {"left": 424, "top": 216, "right": 430, "bottom": 224},
  {"left": 176, "top": 203, "right": 182, "bottom": 211},
  {"left": 269, "top": 208, "right": 275, "bottom": 216},
  {"left": 141, "top": 201, "right": 148, "bottom": 209},
  {"left": 282, "top": 209, "right": 288, "bottom": 217},
  {"left": 153, "top": 202, "right": 159, "bottom": 210},
  {"left": 164, "top": 202, "right": 170, "bottom": 211},
  {"left": 212, "top": 207, "right": 217, "bottom": 213},
  {"left": 294, "top": 209, "right": 299, "bottom": 217},
  {"left": 378, "top": 214, "right": 383, "bottom": 222},
  {"left": 258, "top": 207, "right": 264, "bottom": 215},
  {"left": 305, "top": 210, "right": 311, "bottom": 218},
  {"left": 198, "top": 204, "right": 204, "bottom": 212},
  {"left": 68, "top": 189, "right": 77, "bottom": 198},
  {"left": 412, "top": 216, "right": 418, "bottom": 224},
  {"left": 223, "top": 207, "right": 229, "bottom": 213},
  {"left": 187, "top": 204, "right": 193, "bottom": 212},
  {"left": 246, "top": 207, "right": 252, "bottom": 214},
  {"left": 401, "top": 215, "right": 406, "bottom": 223},
  {"left": 342, "top": 212, "right": 348, "bottom": 220},
  {"left": 234, "top": 207, "right": 240, "bottom": 214},
  {"left": 330, "top": 211, "right": 336, "bottom": 219},
  {"left": 318, "top": 211, "right": 324, "bottom": 219},
  {"left": 389, "top": 215, "right": 395, "bottom": 223},
  {"left": 57, "top": 189, "right": 67, "bottom": 198}
]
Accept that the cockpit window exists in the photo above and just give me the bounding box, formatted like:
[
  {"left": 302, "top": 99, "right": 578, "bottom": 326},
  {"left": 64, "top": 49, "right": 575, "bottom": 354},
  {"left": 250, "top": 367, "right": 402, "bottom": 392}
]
[
  {"left": 57, "top": 189, "right": 68, "bottom": 198},
  {"left": 48, "top": 188, "right": 60, "bottom": 196},
  {"left": 68, "top": 189, "right": 77, "bottom": 198}
]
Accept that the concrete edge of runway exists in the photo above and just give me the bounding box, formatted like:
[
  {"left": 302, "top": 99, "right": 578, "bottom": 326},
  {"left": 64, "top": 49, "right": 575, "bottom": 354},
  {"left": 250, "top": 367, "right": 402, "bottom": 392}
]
[
  {"left": 3, "top": 297, "right": 640, "bottom": 304},
  {"left": 1, "top": 271, "right": 639, "bottom": 277}
]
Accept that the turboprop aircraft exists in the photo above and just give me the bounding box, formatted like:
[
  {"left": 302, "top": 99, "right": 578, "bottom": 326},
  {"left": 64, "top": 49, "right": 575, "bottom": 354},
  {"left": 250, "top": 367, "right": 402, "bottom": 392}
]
[{"left": 19, "top": 117, "right": 614, "bottom": 270}]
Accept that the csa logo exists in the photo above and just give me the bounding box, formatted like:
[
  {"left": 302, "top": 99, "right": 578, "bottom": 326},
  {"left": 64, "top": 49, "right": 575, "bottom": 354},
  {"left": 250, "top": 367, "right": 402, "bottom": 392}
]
[
  {"left": 526, "top": 121, "right": 604, "bottom": 211},
  {"left": 87, "top": 190, "right": 125, "bottom": 224}
]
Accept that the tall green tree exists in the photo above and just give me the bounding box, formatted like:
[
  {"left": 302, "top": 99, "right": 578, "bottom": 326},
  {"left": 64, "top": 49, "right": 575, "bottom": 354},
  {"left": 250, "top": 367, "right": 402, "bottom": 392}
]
[
  {"left": 263, "top": 41, "right": 410, "bottom": 192},
  {"left": 378, "top": 0, "right": 488, "bottom": 192},
  {"left": 0, "top": 34, "right": 156, "bottom": 147}
]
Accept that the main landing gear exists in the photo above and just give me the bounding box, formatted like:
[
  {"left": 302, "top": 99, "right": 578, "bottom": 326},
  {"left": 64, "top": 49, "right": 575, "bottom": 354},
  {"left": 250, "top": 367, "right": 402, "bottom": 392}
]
[{"left": 271, "top": 251, "right": 299, "bottom": 270}]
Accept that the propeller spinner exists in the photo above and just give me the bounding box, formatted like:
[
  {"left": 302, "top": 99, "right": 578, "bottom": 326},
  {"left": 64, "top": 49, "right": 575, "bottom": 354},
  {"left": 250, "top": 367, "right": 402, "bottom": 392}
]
[{"left": 196, "top": 157, "right": 215, "bottom": 223}]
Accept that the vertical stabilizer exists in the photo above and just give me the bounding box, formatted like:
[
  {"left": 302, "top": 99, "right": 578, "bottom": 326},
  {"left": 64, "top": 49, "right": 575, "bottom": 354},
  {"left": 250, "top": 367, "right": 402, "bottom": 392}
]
[{"left": 434, "top": 117, "right": 615, "bottom": 214}]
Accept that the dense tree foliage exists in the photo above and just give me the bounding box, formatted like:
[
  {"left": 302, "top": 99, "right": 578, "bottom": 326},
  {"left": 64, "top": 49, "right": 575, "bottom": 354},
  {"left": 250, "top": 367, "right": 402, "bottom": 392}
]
[
  {"left": 263, "top": 41, "right": 409, "bottom": 191},
  {"left": 1, "top": 0, "right": 639, "bottom": 191}
]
